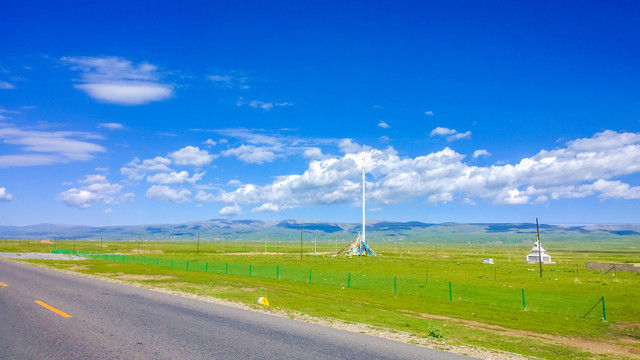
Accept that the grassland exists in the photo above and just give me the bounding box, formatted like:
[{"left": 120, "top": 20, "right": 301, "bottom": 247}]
[{"left": 2, "top": 238, "right": 639, "bottom": 359}]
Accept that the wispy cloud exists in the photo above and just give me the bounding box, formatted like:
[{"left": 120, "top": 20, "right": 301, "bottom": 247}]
[
  {"left": 0, "top": 81, "right": 15, "bottom": 89},
  {"left": 236, "top": 98, "right": 293, "bottom": 111},
  {"left": 377, "top": 121, "right": 390, "bottom": 129},
  {"left": 208, "top": 71, "right": 249, "bottom": 89},
  {"left": 429, "top": 127, "right": 471, "bottom": 141},
  {"left": 98, "top": 122, "right": 125, "bottom": 130},
  {"left": 0, "top": 125, "right": 106, "bottom": 168},
  {"left": 62, "top": 56, "right": 174, "bottom": 105},
  {"left": 424, "top": 110, "right": 434, "bottom": 116}
]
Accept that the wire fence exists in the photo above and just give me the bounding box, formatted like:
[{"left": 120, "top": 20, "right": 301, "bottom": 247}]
[{"left": 52, "top": 249, "right": 606, "bottom": 319}]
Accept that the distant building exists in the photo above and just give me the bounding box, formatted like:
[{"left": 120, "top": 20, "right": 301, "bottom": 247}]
[{"left": 525, "top": 239, "right": 555, "bottom": 264}]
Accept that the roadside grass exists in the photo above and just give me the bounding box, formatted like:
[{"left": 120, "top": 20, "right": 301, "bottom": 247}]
[{"left": 3, "top": 238, "right": 640, "bottom": 359}]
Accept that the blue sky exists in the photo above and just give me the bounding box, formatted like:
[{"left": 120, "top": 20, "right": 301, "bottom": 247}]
[{"left": 1, "top": 1, "right": 639, "bottom": 226}]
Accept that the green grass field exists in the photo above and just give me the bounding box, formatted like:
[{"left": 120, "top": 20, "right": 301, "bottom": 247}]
[{"left": 2, "top": 238, "right": 639, "bottom": 359}]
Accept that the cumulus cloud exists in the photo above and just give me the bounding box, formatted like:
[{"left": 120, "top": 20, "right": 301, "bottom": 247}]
[
  {"left": 62, "top": 56, "right": 174, "bottom": 105},
  {"left": 120, "top": 156, "right": 172, "bottom": 181},
  {"left": 0, "top": 126, "right": 106, "bottom": 168},
  {"left": 195, "top": 190, "right": 216, "bottom": 202},
  {"left": 214, "top": 130, "right": 640, "bottom": 211},
  {"left": 430, "top": 127, "right": 471, "bottom": 141},
  {"left": 57, "top": 174, "right": 134, "bottom": 209},
  {"left": 473, "top": 149, "right": 491, "bottom": 158},
  {"left": 203, "top": 139, "right": 217, "bottom": 146},
  {"left": 146, "top": 185, "right": 191, "bottom": 203},
  {"left": 169, "top": 146, "right": 215, "bottom": 167},
  {"left": 219, "top": 204, "right": 242, "bottom": 216},
  {"left": 0, "top": 187, "right": 13, "bottom": 201}
]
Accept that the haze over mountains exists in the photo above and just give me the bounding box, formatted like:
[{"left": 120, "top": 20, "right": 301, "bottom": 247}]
[{"left": 1, "top": 220, "right": 639, "bottom": 243}]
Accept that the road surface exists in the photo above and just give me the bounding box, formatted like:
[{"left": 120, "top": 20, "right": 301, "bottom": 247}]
[{"left": 0, "top": 259, "right": 476, "bottom": 359}]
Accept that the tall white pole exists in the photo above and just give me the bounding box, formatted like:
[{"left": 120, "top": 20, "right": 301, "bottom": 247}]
[{"left": 362, "top": 160, "right": 366, "bottom": 244}]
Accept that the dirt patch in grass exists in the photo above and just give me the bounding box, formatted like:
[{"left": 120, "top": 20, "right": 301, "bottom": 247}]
[{"left": 401, "top": 309, "right": 640, "bottom": 359}]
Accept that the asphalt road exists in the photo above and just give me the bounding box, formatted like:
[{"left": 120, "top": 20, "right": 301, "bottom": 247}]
[{"left": 0, "top": 259, "right": 476, "bottom": 359}]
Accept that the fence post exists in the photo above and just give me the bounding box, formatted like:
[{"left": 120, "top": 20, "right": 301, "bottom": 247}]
[
  {"left": 449, "top": 282, "right": 452, "bottom": 301},
  {"left": 602, "top": 297, "right": 607, "bottom": 321},
  {"left": 522, "top": 289, "right": 526, "bottom": 310},
  {"left": 348, "top": 272, "right": 351, "bottom": 288}
]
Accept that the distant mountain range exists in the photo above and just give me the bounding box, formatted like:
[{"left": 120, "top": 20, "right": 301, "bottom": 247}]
[{"left": 1, "top": 219, "right": 639, "bottom": 243}]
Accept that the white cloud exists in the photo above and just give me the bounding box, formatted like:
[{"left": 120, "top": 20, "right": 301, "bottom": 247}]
[
  {"left": 208, "top": 72, "right": 249, "bottom": 89},
  {"left": 303, "top": 147, "right": 324, "bottom": 159},
  {"left": 473, "top": 149, "right": 491, "bottom": 158},
  {"left": 147, "top": 171, "right": 204, "bottom": 184},
  {"left": 219, "top": 204, "right": 242, "bottom": 216},
  {"left": 146, "top": 185, "right": 191, "bottom": 203},
  {"left": 195, "top": 190, "right": 216, "bottom": 202},
  {"left": 378, "top": 121, "right": 391, "bottom": 129},
  {"left": 424, "top": 110, "right": 434, "bottom": 116},
  {"left": 120, "top": 156, "right": 172, "bottom": 181},
  {"left": 236, "top": 98, "right": 293, "bottom": 111},
  {"left": 222, "top": 145, "right": 278, "bottom": 164},
  {"left": 0, "top": 126, "right": 106, "bottom": 168},
  {"left": 338, "top": 138, "right": 367, "bottom": 154},
  {"left": 0, "top": 187, "right": 13, "bottom": 201},
  {"left": 98, "top": 122, "right": 125, "bottom": 130},
  {"left": 430, "top": 127, "right": 471, "bottom": 141},
  {"left": 0, "top": 81, "right": 15, "bottom": 89},
  {"left": 62, "top": 56, "right": 174, "bottom": 105},
  {"left": 203, "top": 139, "right": 217, "bottom": 146},
  {"left": 169, "top": 146, "right": 215, "bottom": 167},
  {"left": 57, "top": 174, "right": 134, "bottom": 209},
  {"left": 214, "top": 130, "right": 640, "bottom": 211}
]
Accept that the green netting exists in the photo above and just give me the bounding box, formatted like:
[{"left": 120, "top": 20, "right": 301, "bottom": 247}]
[{"left": 53, "top": 249, "right": 606, "bottom": 317}]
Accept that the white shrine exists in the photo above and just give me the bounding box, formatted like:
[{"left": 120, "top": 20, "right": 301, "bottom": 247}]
[{"left": 525, "top": 239, "right": 554, "bottom": 264}]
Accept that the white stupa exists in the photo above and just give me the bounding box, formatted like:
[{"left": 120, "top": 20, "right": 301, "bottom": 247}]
[{"left": 525, "top": 239, "right": 554, "bottom": 264}]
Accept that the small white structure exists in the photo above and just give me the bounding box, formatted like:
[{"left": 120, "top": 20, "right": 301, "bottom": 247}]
[
  {"left": 525, "top": 239, "right": 555, "bottom": 264},
  {"left": 482, "top": 258, "right": 494, "bottom": 264}
]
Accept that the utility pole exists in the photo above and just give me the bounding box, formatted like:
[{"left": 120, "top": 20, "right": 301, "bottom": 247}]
[{"left": 300, "top": 224, "right": 304, "bottom": 260}]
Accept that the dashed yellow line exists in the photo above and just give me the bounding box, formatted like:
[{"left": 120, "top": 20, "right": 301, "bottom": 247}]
[
  {"left": 34, "top": 300, "right": 72, "bottom": 318},
  {"left": 0, "top": 282, "right": 7, "bottom": 287}
]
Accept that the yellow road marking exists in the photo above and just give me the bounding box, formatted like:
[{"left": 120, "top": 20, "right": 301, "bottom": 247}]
[
  {"left": 34, "top": 301, "right": 72, "bottom": 318},
  {"left": 0, "top": 282, "right": 7, "bottom": 287}
]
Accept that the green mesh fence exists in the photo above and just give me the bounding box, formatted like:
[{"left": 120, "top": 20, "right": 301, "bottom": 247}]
[{"left": 52, "top": 249, "right": 604, "bottom": 318}]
